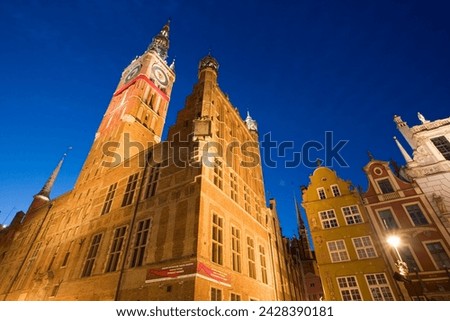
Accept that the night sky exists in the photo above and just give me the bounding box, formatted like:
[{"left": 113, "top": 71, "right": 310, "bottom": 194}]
[{"left": 1, "top": 0, "right": 449, "bottom": 237}]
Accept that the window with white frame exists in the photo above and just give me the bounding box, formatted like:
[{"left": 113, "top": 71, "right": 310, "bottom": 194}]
[
  {"left": 352, "top": 236, "right": 377, "bottom": 259},
  {"left": 377, "top": 178, "right": 394, "bottom": 194},
  {"left": 337, "top": 276, "right": 362, "bottom": 301},
  {"left": 425, "top": 241, "right": 450, "bottom": 269},
  {"left": 398, "top": 246, "right": 420, "bottom": 272},
  {"left": 342, "top": 205, "right": 363, "bottom": 225},
  {"left": 327, "top": 240, "right": 349, "bottom": 262},
  {"left": 365, "top": 273, "right": 394, "bottom": 301},
  {"left": 319, "top": 210, "right": 339, "bottom": 229},
  {"left": 405, "top": 204, "right": 428, "bottom": 226},
  {"left": 378, "top": 209, "right": 399, "bottom": 230},
  {"left": 317, "top": 187, "right": 326, "bottom": 200},
  {"left": 331, "top": 184, "right": 341, "bottom": 197}
]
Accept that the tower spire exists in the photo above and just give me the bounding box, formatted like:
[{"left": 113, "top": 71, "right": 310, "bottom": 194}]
[
  {"left": 148, "top": 20, "right": 170, "bottom": 60},
  {"left": 36, "top": 148, "right": 71, "bottom": 201},
  {"left": 393, "top": 136, "right": 413, "bottom": 163},
  {"left": 27, "top": 148, "right": 71, "bottom": 214},
  {"left": 294, "top": 195, "right": 312, "bottom": 260}
]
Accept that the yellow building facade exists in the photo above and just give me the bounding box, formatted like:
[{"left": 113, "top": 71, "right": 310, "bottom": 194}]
[{"left": 301, "top": 166, "right": 402, "bottom": 300}]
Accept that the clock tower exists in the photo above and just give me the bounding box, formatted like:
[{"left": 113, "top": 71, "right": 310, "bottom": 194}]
[{"left": 75, "top": 21, "right": 175, "bottom": 188}]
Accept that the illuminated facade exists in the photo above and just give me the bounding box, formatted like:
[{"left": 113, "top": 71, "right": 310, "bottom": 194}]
[
  {"left": 394, "top": 113, "right": 450, "bottom": 235},
  {"left": 301, "top": 166, "right": 402, "bottom": 301},
  {"left": 363, "top": 158, "right": 450, "bottom": 300},
  {"left": 0, "top": 23, "right": 297, "bottom": 301}
]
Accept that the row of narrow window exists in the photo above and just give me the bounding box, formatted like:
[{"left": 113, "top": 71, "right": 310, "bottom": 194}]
[
  {"left": 319, "top": 205, "right": 363, "bottom": 229},
  {"left": 328, "top": 236, "right": 449, "bottom": 271},
  {"left": 212, "top": 213, "right": 268, "bottom": 284},
  {"left": 81, "top": 219, "right": 151, "bottom": 278},
  {"left": 213, "top": 159, "right": 264, "bottom": 223},
  {"left": 101, "top": 165, "right": 160, "bottom": 215},
  {"left": 316, "top": 136, "right": 450, "bottom": 199},
  {"left": 327, "top": 236, "right": 377, "bottom": 263},
  {"left": 317, "top": 185, "right": 341, "bottom": 200},
  {"left": 319, "top": 203, "right": 430, "bottom": 230}
]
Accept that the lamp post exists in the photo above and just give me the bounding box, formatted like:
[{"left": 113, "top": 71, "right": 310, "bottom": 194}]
[{"left": 387, "top": 235, "right": 410, "bottom": 284}]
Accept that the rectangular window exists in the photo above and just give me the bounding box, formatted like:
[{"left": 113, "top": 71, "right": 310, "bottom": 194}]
[
  {"left": 331, "top": 184, "right": 341, "bottom": 197},
  {"left": 317, "top": 187, "right": 326, "bottom": 200},
  {"left": 122, "top": 173, "right": 139, "bottom": 207},
  {"left": 244, "top": 186, "right": 251, "bottom": 213},
  {"left": 365, "top": 273, "right": 394, "bottom": 301},
  {"left": 231, "top": 226, "right": 241, "bottom": 272},
  {"left": 405, "top": 204, "right": 428, "bottom": 226},
  {"left": 105, "top": 226, "right": 127, "bottom": 273},
  {"left": 81, "top": 234, "right": 102, "bottom": 277},
  {"left": 61, "top": 251, "right": 70, "bottom": 268},
  {"left": 327, "top": 240, "right": 349, "bottom": 262},
  {"left": 425, "top": 242, "right": 450, "bottom": 269},
  {"left": 247, "top": 237, "right": 256, "bottom": 279},
  {"left": 230, "top": 172, "right": 238, "bottom": 202},
  {"left": 230, "top": 293, "right": 241, "bottom": 301},
  {"left": 352, "top": 236, "right": 377, "bottom": 259},
  {"left": 213, "top": 159, "right": 223, "bottom": 189},
  {"left": 31, "top": 242, "right": 42, "bottom": 260},
  {"left": 337, "top": 276, "right": 362, "bottom": 301},
  {"left": 431, "top": 136, "right": 450, "bottom": 160},
  {"left": 377, "top": 179, "right": 395, "bottom": 193},
  {"left": 378, "top": 209, "right": 398, "bottom": 230},
  {"left": 259, "top": 245, "right": 268, "bottom": 284},
  {"left": 319, "top": 210, "right": 339, "bottom": 229},
  {"left": 50, "top": 284, "right": 60, "bottom": 297},
  {"left": 101, "top": 183, "right": 117, "bottom": 215},
  {"left": 398, "top": 247, "right": 420, "bottom": 272},
  {"left": 342, "top": 205, "right": 363, "bottom": 225},
  {"left": 210, "top": 287, "right": 222, "bottom": 301},
  {"left": 212, "top": 214, "right": 224, "bottom": 265},
  {"left": 130, "top": 219, "right": 151, "bottom": 268},
  {"left": 145, "top": 164, "right": 160, "bottom": 198}
]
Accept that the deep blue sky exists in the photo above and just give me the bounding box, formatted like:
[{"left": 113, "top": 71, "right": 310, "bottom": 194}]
[{"left": 1, "top": 0, "right": 449, "bottom": 236}]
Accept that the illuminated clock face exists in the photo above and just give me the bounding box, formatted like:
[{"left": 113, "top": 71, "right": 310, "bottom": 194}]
[
  {"left": 151, "top": 64, "right": 168, "bottom": 86},
  {"left": 125, "top": 64, "right": 142, "bottom": 83}
]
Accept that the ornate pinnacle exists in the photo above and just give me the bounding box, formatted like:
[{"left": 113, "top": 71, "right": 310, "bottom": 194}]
[{"left": 148, "top": 20, "right": 170, "bottom": 60}]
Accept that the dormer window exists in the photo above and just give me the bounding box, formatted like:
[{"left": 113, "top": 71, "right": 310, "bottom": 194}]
[
  {"left": 377, "top": 179, "right": 394, "bottom": 194},
  {"left": 317, "top": 187, "right": 326, "bottom": 200},
  {"left": 331, "top": 184, "right": 341, "bottom": 197}
]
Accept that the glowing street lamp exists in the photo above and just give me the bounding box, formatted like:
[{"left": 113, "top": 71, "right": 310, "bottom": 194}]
[{"left": 387, "top": 235, "right": 410, "bottom": 282}]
